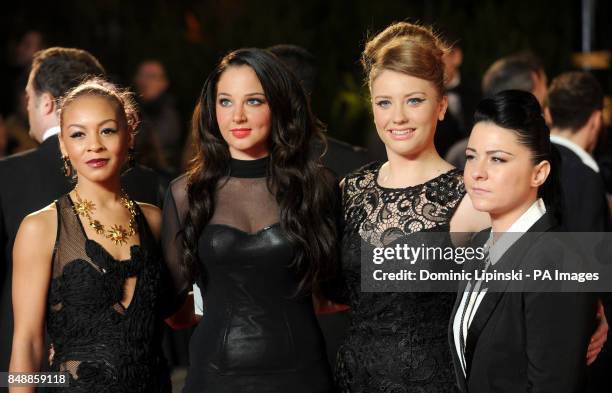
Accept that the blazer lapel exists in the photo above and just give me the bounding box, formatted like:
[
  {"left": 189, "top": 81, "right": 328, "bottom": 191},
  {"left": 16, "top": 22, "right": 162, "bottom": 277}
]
[
  {"left": 463, "top": 212, "right": 556, "bottom": 378},
  {"left": 449, "top": 281, "right": 470, "bottom": 392},
  {"left": 448, "top": 229, "right": 490, "bottom": 393}
]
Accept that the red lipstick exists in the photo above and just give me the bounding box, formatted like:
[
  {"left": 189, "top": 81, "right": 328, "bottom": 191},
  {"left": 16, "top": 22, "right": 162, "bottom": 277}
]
[
  {"left": 231, "top": 128, "right": 252, "bottom": 139},
  {"left": 86, "top": 159, "right": 109, "bottom": 168}
]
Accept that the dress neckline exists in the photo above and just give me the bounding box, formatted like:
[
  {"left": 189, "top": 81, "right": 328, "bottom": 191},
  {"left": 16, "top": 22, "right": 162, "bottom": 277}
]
[
  {"left": 65, "top": 194, "right": 142, "bottom": 262},
  {"left": 229, "top": 156, "right": 269, "bottom": 179},
  {"left": 373, "top": 161, "right": 460, "bottom": 192}
]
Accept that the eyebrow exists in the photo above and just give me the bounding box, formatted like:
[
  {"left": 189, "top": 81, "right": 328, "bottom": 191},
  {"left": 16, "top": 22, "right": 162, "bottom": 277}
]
[
  {"left": 466, "top": 147, "right": 515, "bottom": 156},
  {"left": 373, "top": 92, "right": 426, "bottom": 99},
  {"left": 67, "top": 119, "right": 118, "bottom": 128},
  {"left": 217, "top": 92, "right": 265, "bottom": 97}
]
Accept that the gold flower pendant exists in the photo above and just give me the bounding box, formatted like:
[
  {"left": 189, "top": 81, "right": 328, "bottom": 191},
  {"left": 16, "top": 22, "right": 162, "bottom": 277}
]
[{"left": 72, "top": 186, "right": 138, "bottom": 246}]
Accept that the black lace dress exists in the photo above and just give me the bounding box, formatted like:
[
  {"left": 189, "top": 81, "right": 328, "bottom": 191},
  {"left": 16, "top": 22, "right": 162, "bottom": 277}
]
[
  {"left": 46, "top": 195, "right": 171, "bottom": 392},
  {"left": 335, "top": 162, "right": 465, "bottom": 393},
  {"left": 161, "top": 157, "right": 334, "bottom": 393}
]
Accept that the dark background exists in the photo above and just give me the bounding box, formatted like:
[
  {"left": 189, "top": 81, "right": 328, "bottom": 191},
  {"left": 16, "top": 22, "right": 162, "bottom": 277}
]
[{"left": 2, "top": 0, "right": 611, "bottom": 147}]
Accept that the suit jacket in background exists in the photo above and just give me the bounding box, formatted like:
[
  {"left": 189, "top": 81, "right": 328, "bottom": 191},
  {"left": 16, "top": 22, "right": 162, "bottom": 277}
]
[
  {"left": 555, "top": 143, "right": 611, "bottom": 232},
  {"left": 311, "top": 136, "right": 369, "bottom": 180},
  {"left": 555, "top": 143, "right": 612, "bottom": 393},
  {"left": 435, "top": 79, "right": 480, "bottom": 158},
  {"left": 0, "top": 134, "right": 162, "bottom": 373}
]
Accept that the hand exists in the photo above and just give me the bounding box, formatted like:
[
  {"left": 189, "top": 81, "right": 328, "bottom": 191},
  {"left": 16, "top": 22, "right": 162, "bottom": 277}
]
[
  {"left": 587, "top": 299, "right": 608, "bottom": 365},
  {"left": 48, "top": 344, "right": 55, "bottom": 365},
  {"left": 313, "top": 293, "right": 350, "bottom": 315}
]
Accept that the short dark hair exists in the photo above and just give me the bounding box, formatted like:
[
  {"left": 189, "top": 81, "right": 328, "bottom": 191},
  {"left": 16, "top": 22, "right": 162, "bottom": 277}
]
[
  {"left": 547, "top": 71, "right": 603, "bottom": 131},
  {"left": 482, "top": 52, "right": 543, "bottom": 97},
  {"left": 30, "top": 47, "right": 105, "bottom": 99},
  {"left": 474, "top": 90, "right": 562, "bottom": 219},
  {"left": 267, "top": 44, "right": 317, "bottom": 96}
]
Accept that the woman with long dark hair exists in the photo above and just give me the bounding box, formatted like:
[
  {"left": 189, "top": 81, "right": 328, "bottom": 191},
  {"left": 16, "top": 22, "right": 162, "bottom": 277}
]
[
  {"left": 161, "top": 48, "right": 339, "bottom": 392},
  {"left": 450, "top": 89, "right": 596, "bottom": 392}
]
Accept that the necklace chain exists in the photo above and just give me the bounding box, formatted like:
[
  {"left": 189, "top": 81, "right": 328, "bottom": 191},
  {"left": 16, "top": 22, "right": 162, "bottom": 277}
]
[{"left": 72, "top": 186, "right": 138, "bottom": 245}]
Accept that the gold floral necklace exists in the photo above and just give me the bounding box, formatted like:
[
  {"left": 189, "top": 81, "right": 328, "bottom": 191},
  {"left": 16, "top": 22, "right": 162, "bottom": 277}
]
[{"left": 72, "top": 186, "right": 138, "bottom": 245}]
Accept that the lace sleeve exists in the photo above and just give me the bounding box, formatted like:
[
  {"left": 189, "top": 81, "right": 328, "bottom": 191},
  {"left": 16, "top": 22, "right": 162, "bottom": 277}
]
[{"left": 160, "top": 175, "right": 193, "bottom": 317}]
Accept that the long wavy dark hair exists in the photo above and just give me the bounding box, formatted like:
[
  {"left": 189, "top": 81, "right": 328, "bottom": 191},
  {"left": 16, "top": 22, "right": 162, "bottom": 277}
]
[
  {"left": 183, "top": 48, "right": 338, "bottom": 294},
  {"left": 473, "top": 89, "right": 563, "bottom": 222}
]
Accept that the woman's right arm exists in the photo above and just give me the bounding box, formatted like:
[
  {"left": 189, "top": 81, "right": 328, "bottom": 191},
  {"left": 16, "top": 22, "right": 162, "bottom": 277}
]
[{"left": 9, "top": 208, "right": 55, "bottom": 392}]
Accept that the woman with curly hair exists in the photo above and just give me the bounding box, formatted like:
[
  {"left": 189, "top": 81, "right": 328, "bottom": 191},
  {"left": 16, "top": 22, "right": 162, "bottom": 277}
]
[
  {"left": 9, "top": 78, "right": 170, "bottom": 392},
  {"left": 161, "top": 48, "right": 339, "bottom": 392}
]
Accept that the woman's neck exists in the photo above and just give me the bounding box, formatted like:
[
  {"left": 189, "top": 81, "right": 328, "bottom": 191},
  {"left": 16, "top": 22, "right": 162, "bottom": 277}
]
[
  {"left": 73, "top": 177, "right": 123, "bottom": 209},
  {"left": 381, "top": 146, "right": 453, "bottom": 188}
]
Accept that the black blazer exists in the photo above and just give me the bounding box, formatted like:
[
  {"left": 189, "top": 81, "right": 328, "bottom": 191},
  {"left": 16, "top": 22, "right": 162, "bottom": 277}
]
[
  {"left": 0, "top": 135, "right": 162, "bottom": 371},
  {"left": 448, "top": 213, "right": 597, "bottom": 393}
]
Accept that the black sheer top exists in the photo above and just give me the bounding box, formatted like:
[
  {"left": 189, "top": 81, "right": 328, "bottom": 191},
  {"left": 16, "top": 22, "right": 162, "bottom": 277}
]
[
  {"left": 162, "top": 157, "right": 333, "bottom": 393},
  {"left": 335, "top": 162, "right": 465, "bottom": 393},
  {"left": 47, "top": 194, "right": 170, "bottom": 392}
]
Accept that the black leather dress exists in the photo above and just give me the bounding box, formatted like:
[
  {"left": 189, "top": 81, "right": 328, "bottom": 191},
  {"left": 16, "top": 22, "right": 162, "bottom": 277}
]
[{"left": 162, "top": 157, "right": 334, "bottom": 393}]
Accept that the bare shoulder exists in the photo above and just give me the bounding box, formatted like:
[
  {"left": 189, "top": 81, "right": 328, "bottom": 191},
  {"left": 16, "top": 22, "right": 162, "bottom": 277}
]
[
  {"left": 18, "top": 203, "right": 57, "bottom": 239},
  {"left": 137, "top": 202, "right": 161, "bottom": 240},
  {"left": 14, "top": 203, "right": 57, "bottom": 259}
]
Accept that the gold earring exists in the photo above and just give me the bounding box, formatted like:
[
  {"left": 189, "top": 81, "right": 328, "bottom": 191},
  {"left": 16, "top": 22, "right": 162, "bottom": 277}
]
[{"left": 62, "top": 155, "right": 73, "bottom": 177}]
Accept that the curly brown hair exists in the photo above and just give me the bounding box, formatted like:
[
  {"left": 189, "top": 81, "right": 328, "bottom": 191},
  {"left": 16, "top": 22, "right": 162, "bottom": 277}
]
[{"left": 59, "top": 77, "right": 140, "bottom": 134}]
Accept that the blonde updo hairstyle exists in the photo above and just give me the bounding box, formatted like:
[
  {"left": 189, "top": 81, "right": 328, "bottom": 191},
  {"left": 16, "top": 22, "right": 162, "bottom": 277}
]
[
  {"left": 361, "top": 22, "right": 449, "bottom": 98},
  {"left": 59, "top": 77, "right": 140, "bottom": 135}
]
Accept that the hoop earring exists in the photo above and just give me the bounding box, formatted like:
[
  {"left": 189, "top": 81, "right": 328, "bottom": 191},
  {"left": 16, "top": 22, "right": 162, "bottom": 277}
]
[
  {"left": 128, "top": 148, "right": 136, "bottom": 168},
  {"left": 62, "top": 155, "right": 73, "bottom": 177}
]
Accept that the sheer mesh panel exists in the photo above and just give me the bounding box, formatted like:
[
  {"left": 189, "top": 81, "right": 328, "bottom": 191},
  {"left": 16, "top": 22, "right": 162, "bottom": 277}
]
[
  {"left": 161, "top": 175, "right": 280, "bottom": 303},
  {"left": 51, "top": 196, "right": 137, "bottom": 316},
  {"left": 59, "top": 360, "right": 82, "bottom": 379},
  {"left": 52, "top": 197, "right": 104, "bottom": 279},
  {"left": 210, "top": 177, "right": 279, "bottom": 233},
  {"left": 161, "top": 176, "right": 191, "bottom": 301},
  {"left": 50, "top": 198, "right": 103, "bottom": 322}
]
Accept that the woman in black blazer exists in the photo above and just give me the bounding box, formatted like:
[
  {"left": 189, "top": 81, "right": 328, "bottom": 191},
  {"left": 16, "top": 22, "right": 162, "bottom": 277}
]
[{"left": 449, "top": 90, "right": 597, "bottom": 393}]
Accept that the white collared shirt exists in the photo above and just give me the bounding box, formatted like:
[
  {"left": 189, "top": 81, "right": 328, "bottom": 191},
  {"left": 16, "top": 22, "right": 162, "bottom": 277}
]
[
  {"left": 41, "top": 126, "right": 60, "bottom": 142},
  {"left": 453, "top": 198, "right": 547, "bottom": 375},
  {"left": 550, "top": 134, "right": 599, "bottom": 173}
]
